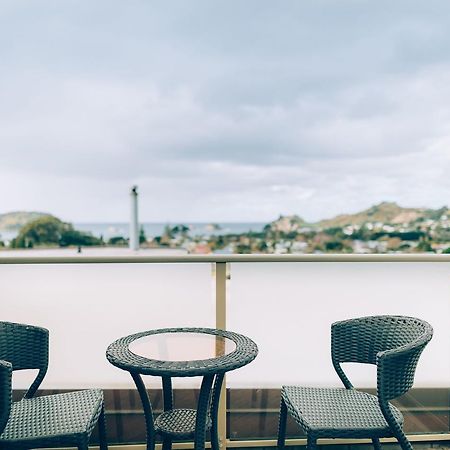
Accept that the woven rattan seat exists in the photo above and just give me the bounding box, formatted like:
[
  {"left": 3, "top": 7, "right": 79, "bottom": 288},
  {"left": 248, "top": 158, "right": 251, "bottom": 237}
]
[
  {"left": 155, "top": 408, "right": 212, "bottom": 439},
  {"left": 277, "top": 316, "right": 433, "bottom": 450},
  {"left": 0, "top": 321, "right": 107, "bottom": 450},
  {"left": 1, "top": 389, "right": 103, "bottom": 448},
  {"left": 282, "top": 386, "right": 403, "bottom": 437}
]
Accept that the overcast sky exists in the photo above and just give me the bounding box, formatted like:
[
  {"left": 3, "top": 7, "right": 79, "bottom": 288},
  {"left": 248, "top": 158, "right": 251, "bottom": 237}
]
[{"left": 1, "top": 1, "right": 449, "bottom": 223}]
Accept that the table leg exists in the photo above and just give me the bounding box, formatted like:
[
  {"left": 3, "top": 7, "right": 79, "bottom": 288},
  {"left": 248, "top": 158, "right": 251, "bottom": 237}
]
[
  {"left": 194, "top": 375, "right": 215, "bottom": 450},
  {"left": 162, "top": 376, "right": 173, "bottom": 411},
  {"left": 210, "top": 373, "right": 225, "bottom": 450},
  {"left": 131, "top": 371, "right": 156, "bottom": 450},
  {"left": 162, "top": 376, "right": 173, "bottom": 450}
]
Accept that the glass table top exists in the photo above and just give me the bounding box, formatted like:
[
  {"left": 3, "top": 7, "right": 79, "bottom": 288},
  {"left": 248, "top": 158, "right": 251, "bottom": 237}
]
[{"left": 128, "top": 331, "right": 237, "bottom": 361}]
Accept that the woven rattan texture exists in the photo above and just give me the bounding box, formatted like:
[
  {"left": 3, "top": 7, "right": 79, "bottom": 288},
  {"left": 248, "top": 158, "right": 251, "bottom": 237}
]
[
  {"left": 0, "top": 390, "right": 103, "bottom": 448},
  {"left": 155, "top": 408, "right": 212, "bottom": 439},
  {"left": 0, "top": 360, "right": 12, "bottom": 434},
  {"left": 282, "top": 386, "right": 403, "bottom": 438},
  {"left": 278, "top": 315, "right": 433, "bottom": 450},
  {"left": 0, "top": 321, "right": 108, "bottom": 449},
  {"left": 331, "top": 316, "right": 433, "bottom": 400},
  {"left": 0, "top": 322, "right": 48, "bottom": 372},
  {"left": 106, "top": 327, "right": 258, "bottom": 377},
  {"left": 332, "top": 316, "right": 428, "bottom": 365},
  {"left": 0, "top": 321, "right": 48, "bottom": 399}
]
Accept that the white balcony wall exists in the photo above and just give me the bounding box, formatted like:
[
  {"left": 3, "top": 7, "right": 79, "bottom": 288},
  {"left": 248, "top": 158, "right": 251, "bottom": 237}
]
[
  {"left": 0, "top": 263, "right": 214, "bottom": 389},
  {"left": 227, "top": 262, "right": 450, "bottom": 389},
  {"left": 1, "top": 261, "right": 448, "bottom": 391}
]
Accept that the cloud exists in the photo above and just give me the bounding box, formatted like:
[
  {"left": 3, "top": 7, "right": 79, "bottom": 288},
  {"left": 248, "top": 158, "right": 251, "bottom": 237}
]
[{"left": 0, "top": 1, "right": 449, "bottom": 221}]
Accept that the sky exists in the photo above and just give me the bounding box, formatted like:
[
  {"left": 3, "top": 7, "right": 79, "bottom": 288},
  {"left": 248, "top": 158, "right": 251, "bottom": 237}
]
[{"left": 0, "top": 0, "right": 449, "bottom": 223}]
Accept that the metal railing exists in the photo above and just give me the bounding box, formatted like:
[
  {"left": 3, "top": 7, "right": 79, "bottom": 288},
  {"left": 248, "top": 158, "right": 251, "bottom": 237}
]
[{"left": 1, "top": 253, "right": 449, "bottom": 449}]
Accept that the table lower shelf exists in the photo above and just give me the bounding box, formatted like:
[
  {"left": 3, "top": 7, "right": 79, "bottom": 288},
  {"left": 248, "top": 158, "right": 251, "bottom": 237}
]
[{"left": 155, "top": 408, "right": 213, "bottom": 439}]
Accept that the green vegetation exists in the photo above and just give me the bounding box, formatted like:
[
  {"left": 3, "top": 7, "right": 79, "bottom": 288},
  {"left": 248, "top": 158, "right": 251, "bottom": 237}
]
[
  {"left": 139, "top": 226, "right": 147, "bottom": 244},
  {"left": 10, "top": 216, "right": 103, "bottom": 248},
  {"left": 107, "top": 236, "right": 128, "bottom": 246},
  {"left": 104, "top": 227, "right": 149, "bottom": 247},
  {"left": 150, "top": 203, "right": 449, "bottom": 254},
  {"left": 1, "top": 202, "right": 449, "bottom": 254}
]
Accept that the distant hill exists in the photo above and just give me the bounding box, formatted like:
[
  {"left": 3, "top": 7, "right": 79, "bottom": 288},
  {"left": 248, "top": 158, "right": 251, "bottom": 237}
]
[
  {"left": 268, "top": 202, "right": 449, "bottom": 231},
  {"left": 317, "top": 202, "right": 448, "bottom": 228},
  {"left": 268, "top": 215, "right": 308, "bottom": 233},
  {"left": 0, "top": 211, "right": 51, "bottom": 231}
]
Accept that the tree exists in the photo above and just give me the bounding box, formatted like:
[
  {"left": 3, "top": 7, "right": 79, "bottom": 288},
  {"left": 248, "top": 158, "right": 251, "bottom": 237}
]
[
  {"left": 416, "top": 240, "right": 433, "bottom": 252},
  {"left": 324, "top": 227, "right": 345, "bottom": 240},
  {"left": 255, "top": 240, "right": 268, "bottom": 253},
  {"left": 325, "top": 241, "right": 344, "bottom": 251},
  {"left": 236, "top": 243, "right": 251, "bottom": 254},
  {"left": 139, "top": 226, "right": 147, "bottom": 244},
  {"left": 59, "top": 228, "right": 103, "bottom": 247},
  {"left": 11, "top": 216, "right": 63, "bottom": 248},
  {"left": 108, "top": 236, "right": 128, "bottom": 246},
  {"left": 11, "top": 215, "right": 103, "bottom": 248}
]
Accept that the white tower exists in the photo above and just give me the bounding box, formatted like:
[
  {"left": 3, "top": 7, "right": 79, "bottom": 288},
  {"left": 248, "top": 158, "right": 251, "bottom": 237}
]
[{"left": 129, "top": 185, "right": 139, "bottom": 251}]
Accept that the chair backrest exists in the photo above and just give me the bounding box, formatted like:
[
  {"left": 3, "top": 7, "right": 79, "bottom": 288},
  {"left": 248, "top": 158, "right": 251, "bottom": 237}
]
[
  {"left": 331, "top": 316, "right": 433, "bottom": 399},
  {"left": 0, "top": 321, "right": 49, "bottom": 398},
  {"left": 0, "top": 359, "right": 12, "bottom": 434}
]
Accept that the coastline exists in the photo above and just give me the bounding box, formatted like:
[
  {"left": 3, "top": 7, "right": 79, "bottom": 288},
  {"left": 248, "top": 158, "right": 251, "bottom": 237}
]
[{"left": 0, "top": 246, "right": 188, "bottom": 257}]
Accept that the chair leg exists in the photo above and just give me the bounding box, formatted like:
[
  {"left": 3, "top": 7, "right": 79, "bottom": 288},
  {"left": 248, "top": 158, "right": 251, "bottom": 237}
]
[
  {"left": 162, "top": 437, "right": 172, "bottom": 450},
  {"left": 384, "top": 411, "right": 414, "bottom": 450},
  {"left": 307, "top": 435, "right": 317, "bottom": 450},
  {"left": 98, "top": 402, "right": 108, "bottom": 450},
  {"left": 393, "top": 429, "right": 414, "bottom": 450},
  {"left": 277, "top": 398, "right": 287, "bottom": 450},
  {"left": 372, "top": 438, "right": 382, "bottom": 450}
]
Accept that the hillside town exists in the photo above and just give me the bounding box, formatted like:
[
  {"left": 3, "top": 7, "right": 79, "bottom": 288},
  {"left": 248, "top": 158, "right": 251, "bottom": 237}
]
[
  {"left": 156, "top": 203, "right": 450, "bottom": 254},
  {"left": 3, "top": 202, "right": 447, "bottom": 255}
]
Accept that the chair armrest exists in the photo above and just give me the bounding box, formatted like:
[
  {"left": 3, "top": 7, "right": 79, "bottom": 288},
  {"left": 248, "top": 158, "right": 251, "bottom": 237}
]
[{"left": 0, "top": 359, "right": 12, "bottom": 434}]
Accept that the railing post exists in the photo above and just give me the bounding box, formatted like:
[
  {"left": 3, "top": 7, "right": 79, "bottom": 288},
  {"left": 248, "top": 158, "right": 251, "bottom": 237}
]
[{"left": 215, "top": 262, "right": 227, "bottom": 450}]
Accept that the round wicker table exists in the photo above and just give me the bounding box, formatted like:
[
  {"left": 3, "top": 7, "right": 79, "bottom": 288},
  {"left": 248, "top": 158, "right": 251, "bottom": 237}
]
[{"left": 106, "top": 327, "right": 258, "bottom": 450}]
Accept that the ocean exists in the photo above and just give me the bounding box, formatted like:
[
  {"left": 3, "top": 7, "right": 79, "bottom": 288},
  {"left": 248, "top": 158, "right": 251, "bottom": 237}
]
[{"left": 74, "top": 222, "right": 265, "bottom": 240}]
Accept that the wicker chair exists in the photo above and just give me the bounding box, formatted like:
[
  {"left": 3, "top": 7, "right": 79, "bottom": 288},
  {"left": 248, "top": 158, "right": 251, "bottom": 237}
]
[
  {"left": 0, "top": 321, "right": 107, "bottom": 450},
  {"left": 277, "top": 315, "right": 433, "bottom": 450}
]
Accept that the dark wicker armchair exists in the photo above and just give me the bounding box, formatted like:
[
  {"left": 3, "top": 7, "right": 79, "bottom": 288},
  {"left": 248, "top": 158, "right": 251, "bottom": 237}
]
[
  {"left": 277, "top": 315, "right": 433, "bottom": 450},
  {"left": 0, "top": 321, "right": 107, "bottom": 450}
]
